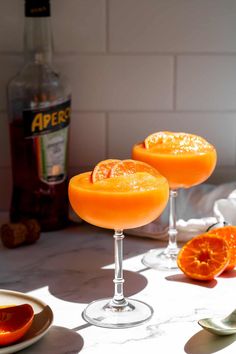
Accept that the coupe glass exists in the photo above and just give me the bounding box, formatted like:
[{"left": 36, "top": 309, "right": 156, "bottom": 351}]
[
  {"left": 133, "top": 132, "right": 217, "bottom": 270},
  {"left": 68, "top": 161, "right": 169, "bottom": 328}
]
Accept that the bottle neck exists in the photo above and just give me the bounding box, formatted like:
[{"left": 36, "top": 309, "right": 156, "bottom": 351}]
[{"left": 24, "top": 17, "right": 53, "bottom": 65}]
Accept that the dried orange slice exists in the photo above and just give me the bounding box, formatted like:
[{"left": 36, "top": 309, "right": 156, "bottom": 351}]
[
  {"left": 109, "top": 159, "right": 160, "bottom": 178},
  {"left": 0, "top": 304, "right": 34, "bottom": 346},
  {"left": 91, "top": 159, "right": 120, "bottom": 183},
  {"left": 208, "top": 226, "right": 236, "bottom": 271},
  {"left": 144, "top": 131, "right": 171, "bottom": 149},
  {"left": 144, "top": 131, "right": 214, "bottom": 152},
  {"left": 177, "top": 234, "right": 230, "bottom": 281}
]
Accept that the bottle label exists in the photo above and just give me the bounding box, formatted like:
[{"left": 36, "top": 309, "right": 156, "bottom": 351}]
[
  {"left": 23, "top": 100, "right": 71, "bottom": 184},
  {"left": 23, "top": 100, "right": 70, "bottom": 137}
]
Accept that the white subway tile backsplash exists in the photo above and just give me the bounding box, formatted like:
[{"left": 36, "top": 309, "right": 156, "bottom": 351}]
[
  {"left": 0, "top": 0, "right": 23, "bottom": 52},
  {"left": 0, "top": 113, "right": 10, "bottom": 167},
  {"left": 56, "top": 55, "right": 173, "bottom": 111},
  {"left": 108, "top": 112, "right": 236, "bottom": 166},
  {"left": 109, "top": 0, "right": 236, "bottom": 53},
  {"left": 69, "top": 112, "right": 106, "bottom": 167},
  {"left": 0, "top": 0, "right": 106, "bottom": 54},
  {"left": 1, "top": 0, "right": 236, "bottom": 211},
  {"left": 0, "top": 55, "right": 23, "bottom": 111},
  {"left": 52, "top": 0, "right": 106, "bottom": 53},
  {"left": 177, "top": 56, "right": 236, "bottom": 110}
]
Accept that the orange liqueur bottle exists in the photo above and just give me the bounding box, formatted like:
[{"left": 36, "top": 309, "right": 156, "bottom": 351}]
[{"left": 7, "top": 0, "right": 71, "bottom": 231}]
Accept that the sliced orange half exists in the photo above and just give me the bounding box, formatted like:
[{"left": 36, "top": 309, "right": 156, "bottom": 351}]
[
  {"left": 208, "top": 225, "right": 236, "bottom": 271},
  {"left": 177, "top": 234, "right": 230, "bottom": 281},
  {"left": 109, "top": 159, "right": 160, "bottom": 178},
  {"left": 91, "top": 159, "right": 120, "bottom": 183},
  {"left": 0, "top": 304, "right": 34, "bottom": 346}
]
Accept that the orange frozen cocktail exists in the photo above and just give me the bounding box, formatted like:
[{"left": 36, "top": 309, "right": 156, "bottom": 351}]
[
  {"left": 132, "top": 131, "right": 217, "bottom": 190},
  {"left": 69, "top": 159, "right": 169, "bottom": 230},
  {"left": 132, "top": 131, "right": 217, "bottom": 270}
]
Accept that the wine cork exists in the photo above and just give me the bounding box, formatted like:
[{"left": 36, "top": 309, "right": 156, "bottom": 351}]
[
  {"left": 0, "top": 219, "right": 41, "bottom": 248},
  {"left": 23, "top": 219, "right": 41, "bottom": 244}
]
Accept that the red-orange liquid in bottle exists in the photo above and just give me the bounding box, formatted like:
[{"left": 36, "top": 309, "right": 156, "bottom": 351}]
[{"left": 7, "top": 0, "right": 71, "bottom": 231}]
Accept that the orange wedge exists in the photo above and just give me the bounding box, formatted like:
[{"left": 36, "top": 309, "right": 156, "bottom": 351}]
[
  {"left": 109, "top": 159, "right": 160, "bottom": 178},
  {"left": 0, "top": 304, "right": 34, "bottom": 346},
  {"left": 177, "top": 234, "right": 230, "bottom": 281},
  {"left": 91, "top": 159, "right": 120, "bottom": 183},
  {"left": 208, "top": 226, "right": 236, "bottom": 271}
]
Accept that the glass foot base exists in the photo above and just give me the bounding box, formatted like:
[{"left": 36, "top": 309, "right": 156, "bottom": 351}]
[
  {"left": 82, "top": 298, "right": 153, "bottom": 328},
  {"left": 142, "top": 248, "right": 180, "bottom": 270}
]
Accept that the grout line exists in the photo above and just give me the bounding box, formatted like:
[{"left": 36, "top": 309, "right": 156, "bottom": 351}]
[
  {"left": 2, "top": 51, "right": 236, "bottom": 57},
  {"left": 70, "top": 109, "right": 236, "bottom": 114},
  {"left": 173, "top": 55, "right": 177, "bottom": 111},
  {"left": 105, "top": 0, "right": 110, "bottom": 53},
  {"left": 52, "top": 51, "right": 236, "bottom": 57},
  {"left": 234, "top": 130, "right": 236, "bottom": 166},
  {"left": 2, "top": 109, "right": 236, "bottom": 114},
  {"left": 55, "top": 52, "right": 172, "bottom": 57},
  {"left": 105, "top": 112, "right": 109, "bottom": 158}
]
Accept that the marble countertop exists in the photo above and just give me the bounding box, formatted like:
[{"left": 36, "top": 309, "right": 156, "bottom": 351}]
[{"left": 0, "top": 215, "right": 236, "bottom": 354}]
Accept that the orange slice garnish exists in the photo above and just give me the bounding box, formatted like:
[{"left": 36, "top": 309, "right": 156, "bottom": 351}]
[
  {"left": 208, "top": 226, "right": 236, "bottom": 271},
  {"left": 144, "top": 131, "right": 214, "bottom": 153},
  {"left": 109, "top": 159, "right": 160, "bottom": 178},
  {"left": 144, "top": 131, "right": 170, "bottom": 149},
  {"left": 0, "top": 304, "right": 34, "bottom": 346},
  {"left": 177, "top": 234, "right": 230, "bottom": 281},
  {"left": 91, "top": 159, "right": 120, "bottom": 183}
]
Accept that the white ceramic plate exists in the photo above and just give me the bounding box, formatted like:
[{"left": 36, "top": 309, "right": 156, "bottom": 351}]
[{"left": 0, "top": 289, "right": 53, "bottom": 353}]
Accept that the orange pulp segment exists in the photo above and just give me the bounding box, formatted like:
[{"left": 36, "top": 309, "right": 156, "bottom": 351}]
[
  {"left": 91, "top": 159, "right": 120, "bottom": 183},
  {"left": 0, "top": 304, "right": 34, "bottom": 346},
  {"left": 177, "top": 234, "right": 230, "bottom": 281},
  {"left": 208, "top": 226, "right": 236, "bottom": 271}
]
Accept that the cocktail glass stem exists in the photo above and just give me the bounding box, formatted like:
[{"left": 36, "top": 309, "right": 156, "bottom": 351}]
[
  {"left": 142, "top": 189, "right": 179, "bottom": 270},
  {"left": 82, "top": 228, "right": 153, "bottom": 328},
  {"left": 110, "top": 229, "right": 128, "bottom": 307},
  {"left": 166, "top": 189, "right": 178, "bottom": 254}
]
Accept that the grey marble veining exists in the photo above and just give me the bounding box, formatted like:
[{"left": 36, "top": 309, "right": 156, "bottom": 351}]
[{"left": 0, "top": 216, "right": 236, "bottom": 354}]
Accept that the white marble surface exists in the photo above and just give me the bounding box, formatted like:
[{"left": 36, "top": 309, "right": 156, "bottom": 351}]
[{"left": 0, "top": 214, "right": 236, "bottom": 354}]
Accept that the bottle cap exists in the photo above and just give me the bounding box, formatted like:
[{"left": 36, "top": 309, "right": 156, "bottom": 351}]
[{"left": 25, "top": 0, "right": 50, "bottom": 17}]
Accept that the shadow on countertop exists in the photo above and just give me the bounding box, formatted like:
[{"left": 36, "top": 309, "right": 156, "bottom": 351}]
[
  {"left": 0, "top": 223, "right": 155, "bottom": 304},
  {"left": 185, "top": 329, "right": 236, "bottom": 354},
  {"left": 20, "top": 326, "right": 84, "bottom": 354}
]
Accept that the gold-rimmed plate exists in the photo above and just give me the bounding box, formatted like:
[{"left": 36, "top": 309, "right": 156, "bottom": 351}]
[{"left": 0, "top": 289, "right": 53, "bottom": 353}]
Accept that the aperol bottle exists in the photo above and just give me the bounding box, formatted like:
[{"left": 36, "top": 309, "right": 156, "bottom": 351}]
[{"left": 7, "top": 0, "right": 71, "bottom": 231}]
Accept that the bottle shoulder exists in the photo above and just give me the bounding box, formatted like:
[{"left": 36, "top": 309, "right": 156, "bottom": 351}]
[
  {"left": 8, "top": 62, "right": 71, "bottom": 107},
  {"left": 9, "top": 63, "right": 68, "bottom": 86}
]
